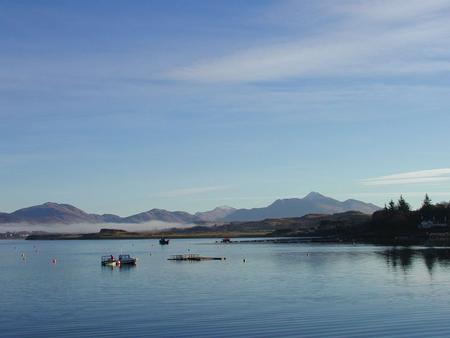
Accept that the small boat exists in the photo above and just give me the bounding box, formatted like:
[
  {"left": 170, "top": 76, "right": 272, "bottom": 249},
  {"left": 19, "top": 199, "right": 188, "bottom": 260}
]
[
  {"left": 117, "top": 254, "right": 137, "bottom": 266},
  {"left": 101, "top": 255, "right": 117, "bottom": 266},
  {"left": 159, "top": 238, "right": 169, "bottom": 245},
  {"left": 221, "top": 238, "right": 232, "bottom": 244}
]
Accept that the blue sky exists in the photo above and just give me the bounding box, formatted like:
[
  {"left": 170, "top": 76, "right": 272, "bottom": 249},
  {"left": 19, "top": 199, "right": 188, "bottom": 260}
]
[{"left": 1, "top": 0, "right": 450, "bottom": 215}]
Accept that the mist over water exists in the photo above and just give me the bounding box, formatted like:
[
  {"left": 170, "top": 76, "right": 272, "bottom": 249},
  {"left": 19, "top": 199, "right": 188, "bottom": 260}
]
[{"left": 0, "top": 221, "right": 193, "bottom": 233}]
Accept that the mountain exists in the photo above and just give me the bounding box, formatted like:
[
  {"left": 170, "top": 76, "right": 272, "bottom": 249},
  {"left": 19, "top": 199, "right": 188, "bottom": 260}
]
[
  {"left": 123, "top": 209, "right": 199, "bottom": 224},
  {"left": 0, "top": 212, "right": 14, "bottom": 223},
  {"left": 6, "top": 202, "right": 103, "bottom": 225},
  {"left": 195, "top": 206, "right": 236, "bottom": 222},
  {"left": 221, "top": 192, "right": 380, "bottom": 222},
  {"left": 341, "top": 199, "right": 381, "bottom": 215},
  {"left": 0, "top": 193, "right": 380, "bottom": 225},
  {"left": 0, "top": 202, "right": 200, "bottom": 225}
]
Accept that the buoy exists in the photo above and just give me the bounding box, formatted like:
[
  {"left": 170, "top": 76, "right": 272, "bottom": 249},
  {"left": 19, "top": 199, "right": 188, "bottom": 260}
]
[
  {"left": 52, "top": 258, "right": 57, "bottom": 264},
  {"left": 243, "top": 259, "right": 246, "bottom": 263}
]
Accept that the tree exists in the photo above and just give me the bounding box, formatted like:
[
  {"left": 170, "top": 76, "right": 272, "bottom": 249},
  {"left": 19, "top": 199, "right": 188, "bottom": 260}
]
[
  {"left": 388, "top": 199, "right": 396, "bottom": 212},
  {"left": 420, "top": 193, "right": 434, "bottom": 220},
  {"left": 397, "top": 195, "right": 410, "bottom": 213},
  {"left": 422, "top": 194, "right": 432, "bottom": 209}
]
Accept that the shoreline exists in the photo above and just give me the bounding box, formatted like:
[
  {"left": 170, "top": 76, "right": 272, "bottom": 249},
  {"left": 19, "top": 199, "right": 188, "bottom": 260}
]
[{"left": 25, "top": 230, "right": 272, "bottom": 240}]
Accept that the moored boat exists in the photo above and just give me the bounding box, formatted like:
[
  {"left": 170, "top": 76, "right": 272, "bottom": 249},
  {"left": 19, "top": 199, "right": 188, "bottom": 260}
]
[
  {"left": 159, "top": 238, "right": 169, "bottom": 245},
  {"left": 101, "top": 255, "right": 117, "bottom": 266},
  {"left": 117, "top": 254, "right": 137, "bottom": 266}
]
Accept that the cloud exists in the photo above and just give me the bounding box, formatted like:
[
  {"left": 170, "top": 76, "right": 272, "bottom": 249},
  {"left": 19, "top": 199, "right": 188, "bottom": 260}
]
[
  {"left": 167, "top": 0, "right": 450, "bottom": 83},
  {"left": 159, "top": 185, "right": 231, "bottom": 198},
  {"left": 339, "top": 0, "right": 450, "bottom": 23},
  {"left": 362, "top": 169, "right": 450, "bottom": 186}
]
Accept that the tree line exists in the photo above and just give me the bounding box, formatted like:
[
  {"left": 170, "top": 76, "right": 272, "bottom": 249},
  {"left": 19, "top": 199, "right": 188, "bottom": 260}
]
[
  {"left": 384, "top": 193, "right": 444, "bottom": 215},
  {"left": 368, "top": 194, "right": 450, "bottom": 243}
]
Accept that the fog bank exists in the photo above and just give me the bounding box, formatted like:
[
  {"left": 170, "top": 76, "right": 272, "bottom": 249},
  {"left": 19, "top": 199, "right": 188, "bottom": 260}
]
[{"left": 0, "top": 221, "right": 195, "bottom": 234}]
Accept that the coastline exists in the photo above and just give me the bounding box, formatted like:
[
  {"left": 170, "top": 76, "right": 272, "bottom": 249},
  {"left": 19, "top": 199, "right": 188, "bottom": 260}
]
[{"left": 25, "top": 229, "right": 271, "bottom": 240}]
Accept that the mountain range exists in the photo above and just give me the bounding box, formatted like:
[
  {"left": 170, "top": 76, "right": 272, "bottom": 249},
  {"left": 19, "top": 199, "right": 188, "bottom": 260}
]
[
  {"left": 0, "top": 192, "right": 380, "bottom": 225},
  {"left": 221, "top": 192, "right": 380, "bottom": 222}
]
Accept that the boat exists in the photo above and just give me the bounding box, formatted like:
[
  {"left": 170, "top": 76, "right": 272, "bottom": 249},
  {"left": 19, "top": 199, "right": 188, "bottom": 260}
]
[
  {"left": 101, "top": 255, "right": 117, "bottom": 266},
  {"left": 159, "top": 238, "right": 169, "bottom": 245},
  {"left": 117, "top": 254, "right": 137, "bottom": 266},
  {"left": 221, "top": 238, "right": 232, "bottom": 243}
]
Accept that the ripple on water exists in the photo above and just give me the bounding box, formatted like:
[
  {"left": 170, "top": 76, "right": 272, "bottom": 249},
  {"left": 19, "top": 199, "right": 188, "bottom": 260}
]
[{"left": 1, "top": 240, "right": 450, "bottom": 337}]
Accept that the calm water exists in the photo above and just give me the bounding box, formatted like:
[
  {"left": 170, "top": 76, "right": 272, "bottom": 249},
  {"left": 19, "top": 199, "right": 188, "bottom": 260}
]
[{"left": 2, "top": 239, "right": 450, "bottom": 337}]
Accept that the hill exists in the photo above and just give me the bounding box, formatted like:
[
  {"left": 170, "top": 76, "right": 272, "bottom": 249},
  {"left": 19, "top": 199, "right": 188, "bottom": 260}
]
[
  {"left": 26, "top": 211, "right": 371, "bottom": 240},
  {"left": 0, "top": 202, "right": 199, "bottom": 225},
  {"left": 195, "top": 206, "right": 236, "bottom": 222},
  {"left": 0, "top": 192, "right": 379, "bottom": 225},
  {"left": 6, "top": 203, "right": 104, "bottom": 224},
  {"left": 222, "top": 192, "right": 379, "bottom": 222},
  {"left": 122, "top": 209, "right": 199, "bottom": 224}
]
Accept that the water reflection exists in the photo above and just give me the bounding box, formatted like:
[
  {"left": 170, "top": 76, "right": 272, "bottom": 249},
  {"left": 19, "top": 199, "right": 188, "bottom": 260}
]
[
  {"left": 101, "top": 264, "right": 137, "bottom": 272},
  {"left": 380, "top": 247, "right": 450, "bottom": 275}
]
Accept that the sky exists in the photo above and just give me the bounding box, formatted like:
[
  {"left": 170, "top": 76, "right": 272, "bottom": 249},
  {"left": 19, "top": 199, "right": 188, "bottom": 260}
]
[{"left": 1, "top": 0, "right": 450, "bottom": 216}]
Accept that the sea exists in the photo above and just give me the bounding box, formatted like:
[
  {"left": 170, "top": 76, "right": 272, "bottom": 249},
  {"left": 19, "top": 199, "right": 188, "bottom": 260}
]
[{"left": 1, "top": 239, "right": 450, "bottom": 337}]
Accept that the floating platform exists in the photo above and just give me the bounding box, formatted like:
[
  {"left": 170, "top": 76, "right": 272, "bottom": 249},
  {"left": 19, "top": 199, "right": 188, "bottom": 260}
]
[{"left": 168, "top": 254, "right": 225, "bottom": 261}]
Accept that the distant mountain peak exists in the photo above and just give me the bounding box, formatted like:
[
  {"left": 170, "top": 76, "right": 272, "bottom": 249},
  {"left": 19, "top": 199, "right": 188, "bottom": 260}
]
[
  {"left": 304, "top": 192, "right": 327, "bottom": 200},
  {"left": 41, "top": 202, "right": 79, "bottom": 209},
  {"left": 214, "top": 206, "right": 234, "bottom": 211},
  {"left": 195, "top": 205, "right": 237, "bottom": 222},
  {"left": 222, "top": 193, "right": 380, "bottom": 222}
]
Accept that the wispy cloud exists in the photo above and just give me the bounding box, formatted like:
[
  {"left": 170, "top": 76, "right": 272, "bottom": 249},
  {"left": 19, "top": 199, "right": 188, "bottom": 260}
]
[
  {"left": 159, "top": 185, "right": 231, "bottom": 198},
  {"left": 168, "top": 0, "right": 450, "bottom": 82},
  {"left": 338, "top": 0, "right": 450, "bottom": 23},
  {"left": 362, "top": 169, "right": 450, "bottom": 186}
]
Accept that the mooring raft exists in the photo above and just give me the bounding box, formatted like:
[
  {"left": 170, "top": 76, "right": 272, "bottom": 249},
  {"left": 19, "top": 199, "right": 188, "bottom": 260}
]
[{"left": 168, "top": 254, "right": 225, "bottom": 261}]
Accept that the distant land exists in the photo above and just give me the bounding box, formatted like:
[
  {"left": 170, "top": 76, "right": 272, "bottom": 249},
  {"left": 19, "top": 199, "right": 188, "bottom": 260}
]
[
  {"left": 221, "top": 192, "right": 380, "bottom": 222},
  {"left": 0, "top": 192, "right": 380, "bottom": 226},
  {"left": 25, "top": 211, "right": 370, "bottom": 240},
  {"left": 27, "top": 197, "right": 450, "bottom": 246}
]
